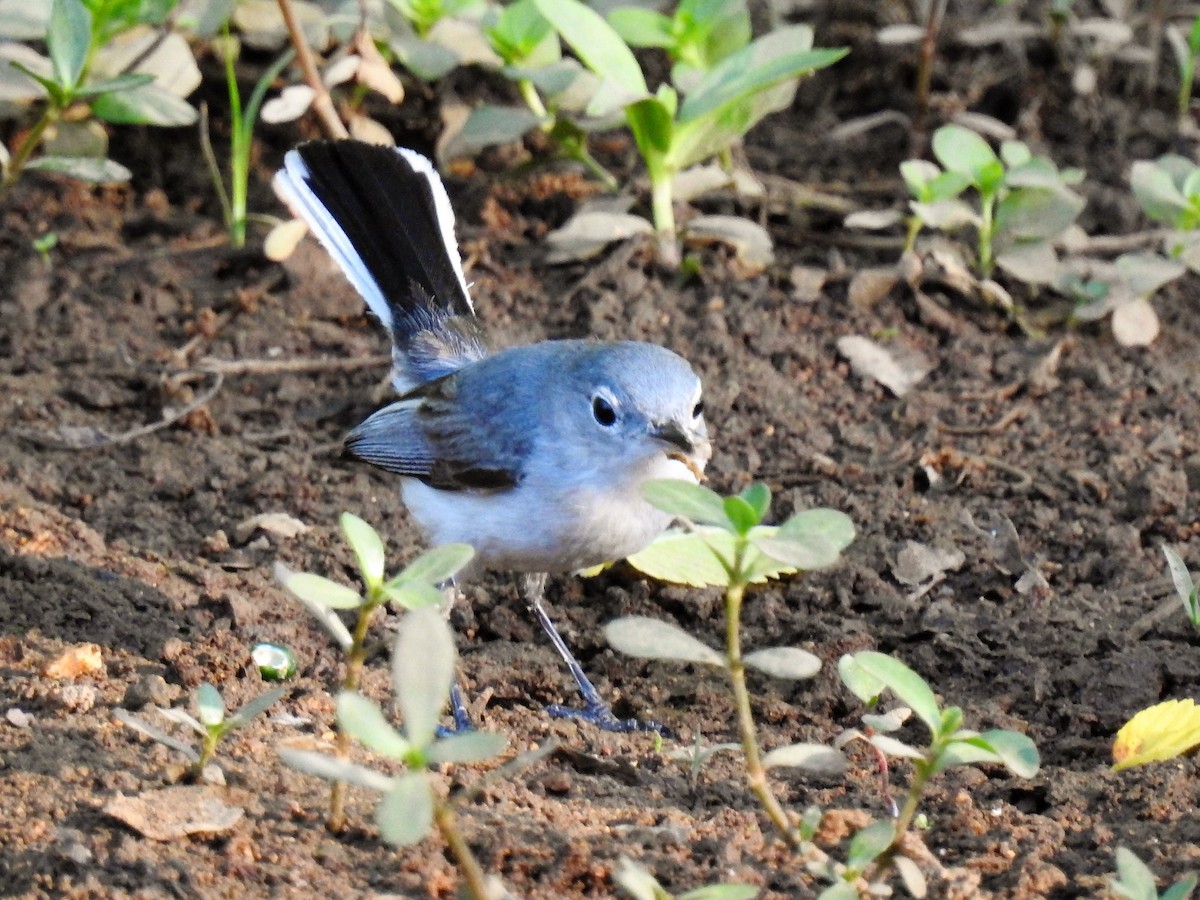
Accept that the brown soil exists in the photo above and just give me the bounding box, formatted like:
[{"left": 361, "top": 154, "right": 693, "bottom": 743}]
[{"left": 3, "top": 6, "right": 1200, "bottom": 898}]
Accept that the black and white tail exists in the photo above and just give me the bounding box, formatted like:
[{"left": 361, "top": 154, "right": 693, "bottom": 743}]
[{"left": 274, "top": 141, "right": 487, "bottom": 390}]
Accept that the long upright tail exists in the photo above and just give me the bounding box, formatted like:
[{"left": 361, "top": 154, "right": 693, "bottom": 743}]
[{"left": 274, "top": 141, "right": 487, "bottom": 389}]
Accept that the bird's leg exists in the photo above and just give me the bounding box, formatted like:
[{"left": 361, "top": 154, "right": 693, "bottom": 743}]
[
  {"left": 523, "top": 572, "right": 670, "bottom": 735},
  {"left": 438, "top": 580, "right": 474, "bottom": 735}
]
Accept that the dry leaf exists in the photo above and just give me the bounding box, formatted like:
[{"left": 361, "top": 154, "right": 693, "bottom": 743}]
[
  {"left": 104, "top": 787, "right": 244, "bottom": 840},
  {"left": 1111, "top": 297, "right": 1160, "bottom": 347},
  {"left": 1113, "top": 699, "right": 1200, "bottom": 771},
  {"left": 837, "top": 335, "right": 933, "bottom": 397}
]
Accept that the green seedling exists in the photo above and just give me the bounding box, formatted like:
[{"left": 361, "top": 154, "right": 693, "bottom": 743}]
[
  {"left": 276, "top": 512, "right": 474, "bottom": 831},
  {"left": 467, "top": 0, "right": 617, "bottom": 189},
  {"left": 608, "top": 480, "right": 854, "bottom": 848},
  {"left": 1162, "top": 545, "right": 1200, "bottom": 629},
  {"left": 533, "top": 0, "right": 845, "bottom": 256},
  {"left": 615, "top": 855, "right": 757, "bottom": 900},
  {"left": 667, "top": 732, "right": 742, "bottom": 793},
  {"left": 114, "top": 681, "right": 286, "bottom": 778},
  {"left": 1130, "top": 154, "right": 1200, "bottom": 273},
  {"left": 202, "top": 33, "right": 294, "bottom": 248},
  {"left": 386, "top": 0, "right": 491, "bottom": 81},
  {"left": 905, "top": 124, "right": 1084, "bottom": 282},
  {"left": 1166, "top": 16, "right": 1200, "bottom": 125},
  {"left": 0, "top": 0, "right": 198, "bottom": 200},
  {"left": 1110, "top": 846, "right": 1197, "bottom": 900},
  {"left": 607, "top": 0, "right": 751, "bottom": 90},
  {"left": 280, "top": 606, "right": 512, "bottom": 900},
  {"left": 32, "top": 231, "right": 59, "bottom": 265},
  {"left": 818, "top": 651, "right": 1039, "bottom": 893}
]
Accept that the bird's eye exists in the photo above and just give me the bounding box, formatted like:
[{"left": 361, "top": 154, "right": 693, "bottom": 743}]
[
  {"left": 592, "top": 396, "right": 617, "bottom": 427},
  {"left": 692, "top": 400, "right": 704, "bottom": 418}
]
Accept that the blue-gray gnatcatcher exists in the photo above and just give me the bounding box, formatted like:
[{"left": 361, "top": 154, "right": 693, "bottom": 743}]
[{"left": 275, "top": 140, "right": 711, "bottom": 731}]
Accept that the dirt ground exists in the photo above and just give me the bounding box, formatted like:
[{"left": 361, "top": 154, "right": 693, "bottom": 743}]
[{"left": 3, "top": 4, "right": 1200, "bottom": 898}]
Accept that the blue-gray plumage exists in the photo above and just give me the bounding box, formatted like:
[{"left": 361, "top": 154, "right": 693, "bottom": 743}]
[{"left": 274, "top": 140, "right": 711, "bottom": 731}]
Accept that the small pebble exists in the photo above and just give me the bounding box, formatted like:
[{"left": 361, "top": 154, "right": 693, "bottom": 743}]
[
  {"left": 53, "top": 684, "right": 96, "bottom": 713},
  {"left": 122, "top": 674, "right": 176, "bottom": 710},
  {"left": 540, "top": 771, "right": 572, "bottom": 795},
  {"left": 5, "top": 708, "right": 32, "bottom": 728}
]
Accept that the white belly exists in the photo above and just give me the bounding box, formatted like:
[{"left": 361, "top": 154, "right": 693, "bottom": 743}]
[{"left": 400, "top": 455, "right": 695, "bottom": 573}]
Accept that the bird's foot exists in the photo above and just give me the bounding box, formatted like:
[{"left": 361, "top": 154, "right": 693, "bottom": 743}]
[{"left": 546, "top": 700, "right": 674, "bottom": 737}]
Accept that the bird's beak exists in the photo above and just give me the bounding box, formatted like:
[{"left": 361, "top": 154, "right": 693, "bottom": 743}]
[{"left": 649, "top": 421, "right": 712, "bottom": 479}]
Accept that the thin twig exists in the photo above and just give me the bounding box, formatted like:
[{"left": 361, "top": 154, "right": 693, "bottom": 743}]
[
  {"left": 197, "top": 353, "right": 392, "bottom": 376},
  {"left": 276, "top": 0, "right": 349, "bottom": 139}
]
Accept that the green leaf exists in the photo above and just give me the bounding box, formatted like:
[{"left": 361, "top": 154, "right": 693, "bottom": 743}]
[
  {"left": 843, "top": 651, "right": 941, "bottom": 733},
  {"left": 607, "top": 7, "right": 674, "bottom": 48},
  {"left": 738, "top": 482, "right": 770, "bottom": 521},
  {"left": 196, "top": 682, "right": 224, "bottom": 727},
  {"left": 273, "top": 563, "right": 353, "bottom": 651},
  {"left": 626, "top": 94, "right": 675, "bottom": 160},
  {"left": 723, "top": 496, "right": 759, "bottom": 534},
  {"left": 994, "top": 186, "right": 1084, "bottom": 242},
  {"left": 426, "top": 729, "right": 508, "bottom": 764},
  {"left": 375, "top": 772, "right": 434, "bottom": 846},
  {"left": 91, "top": 83, "right": 196, "bottom": 125},
  {"left": 756, "top": 508, "right": 854, "bottom": 570},
  {"left": 1131, "top": 160, "right": 1190, "bottom": 225},
  {"left": 279, "top": 571, "right": 363, "bottom": 610},
  {"left": 743, "top": 646, "right": 821, "bottom": 680},
  {"left": 337, "top": 690, "right": 411, "bottom": 758},
  {"left": 641, "top": 479, "right": 730, "bottom": 527},
  {"left": 487, "top": 0, "right": 554, "bottom": 64},
  {"left": 112, "top": 708, "right": 201, "bottom": 762},
  {"left": 931, "top": 124, "right": 1002, "bottom": 190},
  {"left": 999, "top": 139, "right": 1032, "bottom": 168},
  {"left": 47, "top": 0, "right": 90, "bottom": 91},
  {"left": 71, "top": 72, "right": 153, "bottom": 99},
  {"left": 678, "top": 27, "right": 845, "bottom": 125},
  {"left": 388, "top": 542, "right": 475, "bottom": 589},
  {"left": 1163, "top": 545, "right": 1196, "bottom": 605},
  {"left": 226, "top": 685, "right": 286, "bottom": 729},
  {"left": 1113, "top": 847, "right": 1159, "bottom": 900},
  {"left": 444, "top": 104, "right": 546, "bottom": 160},
  {"left": 277, "top": 746, "right": 395, "bottom": 791},
  {"left": 846, "top": 820, "right": 895, "bottom": 871},
  {"left": 383, "top": 579, "right": 445, "bottom": 610},
  {"left": 975, "top": 729, "right": 1040, "bottom": 777},
  {"left": 341, "top": 512, "right": 386, "bottom": 587},
  {"left": 817, "top": 884, "right": 860, "bottom": 900},
  {"left": 605, "top": 615, "right": 725, "bottom": 666},
  {"left": 26, "top": 155, "right": 131, "bottom": 183},
  {"left": 393, "top": 606, "right": 455, "bottom": 748},
  {"left": 761, "top": 742, "right": 847, "bottom": 774},
  {"left": 1164, "top": 874, "right": 1199, "bottom": 900},
  {"left": 534, "top": 0, "right": 647, "bottom": 98}
]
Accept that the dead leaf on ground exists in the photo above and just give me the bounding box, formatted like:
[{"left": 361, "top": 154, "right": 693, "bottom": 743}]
[
  {"left": 893, "top": 541, "right": 966, "bottom": 586},
  {"left": 104, "top": 786, "right": 244, "bottom": 841},
  {"left": 837, "top": 335, "right": 933, "bottom": 397}
]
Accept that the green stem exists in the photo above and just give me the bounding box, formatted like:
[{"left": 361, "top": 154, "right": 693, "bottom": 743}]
[
  {"left": 724, "top": 559, "right": 800, "bottom": 849},
  {"left": 329, "top": 600, "right": 375, "bottom": 832},
  {"left": 903, "top": 215, "right": 922, "bottom": 255},
  {"left": 649, "top": 171, "right": 679, "bottom": 264},
  {"left": 977, "top": 191, "right": 996, "bottom": 277},
  {"left": 223, "top": 33, "right": 247, "bottom": 249},
  {"left": 0, "top": 106, "right": 60, "bottom": 200},
  {"left": 194, "top": 728, "right": 221, "bottom": 776},
  {"left": 435, "top": 801, "right": 491, "bottom": 900},
  {"left": 1180, "top": 57, "right": 1195, "bottom": 124},
  {"left": 518, "top": 78, "right": 548, "bottom": 119}
]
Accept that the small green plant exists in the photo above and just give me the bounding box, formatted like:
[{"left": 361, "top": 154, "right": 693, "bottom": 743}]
[
  {"left": 1130, "top": 154, "right": 1200, "bottom": 272},
  {"left": 614, "top": 855, "right": 757, "bottom": 900},
  {"left": 818, "top": 651, "right": 1040, "bottom": 893},
  {"left": 280, "top": 606, "right": 510, "bottom": 900},
  {"left": 0, "top": 0, "right": 198, "bottom": 200},
  {"left": 276, "top": 512, "right": 474, "bottom": 831},
  {"left": 608, "top": 480, "right": 854, "bottom": 849},
  {"left": 607, "top": 0, "right": 751, "bottom": 88},
  {"left": 114, "top": 682, "right": 286, "bottom": 779},
  {"left": 1110, "top": 846, "right": 1197, "bottom": 900},
  {"left": 533, "top": 0, "right": 846, "bottom": 254},
  {"left": 1166, "top": 16, "right": 1200, "bottom": 125},
  {"left": 904, "top": 123, "right": 1085, "bottom": 281},
  {"left": 1162, "top": 545, "right": 1200, "bottom": 629},
  {"left": 202, "top": 34, "right": 294, "bottom": 248}
]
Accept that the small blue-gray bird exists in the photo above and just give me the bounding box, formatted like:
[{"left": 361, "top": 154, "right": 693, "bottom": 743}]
[{"left": 274, "top": 141, "right": 711, "bottom": 731}]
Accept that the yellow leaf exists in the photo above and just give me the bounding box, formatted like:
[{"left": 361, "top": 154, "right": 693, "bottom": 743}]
[{"left": 1112, "top": 698, "right": 1200, "bottom": 771}]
